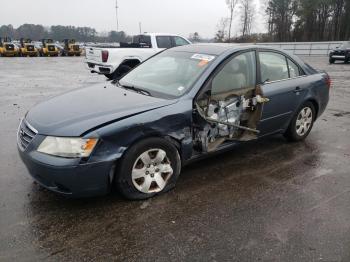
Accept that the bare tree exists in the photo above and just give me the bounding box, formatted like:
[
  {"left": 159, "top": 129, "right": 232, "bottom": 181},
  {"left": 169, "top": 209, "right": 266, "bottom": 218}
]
[
  {"left": 189, "top": 32, "right": 202, "bottom": 43},
  {"left": 240, "top": 0, "right": 255, "bottom": 37},
  {"left": 226, "top": 0, "right": 239, "bottom": 41},
  {"left": 215, "top": 18, "right": 229, "bottom": 42}
]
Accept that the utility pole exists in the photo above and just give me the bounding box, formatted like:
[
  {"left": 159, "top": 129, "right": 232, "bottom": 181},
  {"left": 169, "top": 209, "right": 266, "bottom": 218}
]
[
  {"left": 116, "top": 0, "right": 119, "bottom": 32},
  {"left": 139, "top": 22, "right": 142, "bottom": 34}
]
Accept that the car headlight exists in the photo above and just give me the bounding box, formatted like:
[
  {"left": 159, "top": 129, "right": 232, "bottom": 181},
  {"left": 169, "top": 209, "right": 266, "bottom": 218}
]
[{"left": 37, "top": 137, "right": 98, "bottom": 158}]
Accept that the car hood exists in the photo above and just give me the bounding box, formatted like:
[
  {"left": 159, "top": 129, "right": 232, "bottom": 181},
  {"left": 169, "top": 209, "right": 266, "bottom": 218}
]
[{"left": 26, "top": 83, "right": 178, "bottom": 136}]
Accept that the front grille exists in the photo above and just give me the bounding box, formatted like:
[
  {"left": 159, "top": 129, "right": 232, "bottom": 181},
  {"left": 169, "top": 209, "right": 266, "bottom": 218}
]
[
  {"left": 48, "top": 45, "right": 55, "bottom": 51},
  {"left": 27, "top": 45, "right": 34, "bottom": 51},
  {"left": 17, "top": 120, "right": 37, "bottom": 151},
  {"left": 73, "top": 45, "right": 80, "bottom": 51},
  {"left": 5, "top": 44, "right": 14, "bottom": 51}
]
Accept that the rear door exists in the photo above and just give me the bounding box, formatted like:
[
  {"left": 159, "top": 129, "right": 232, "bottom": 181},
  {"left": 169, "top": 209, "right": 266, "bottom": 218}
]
[{"left": 257, "top": 50, "right": 307, "bottom": 135}]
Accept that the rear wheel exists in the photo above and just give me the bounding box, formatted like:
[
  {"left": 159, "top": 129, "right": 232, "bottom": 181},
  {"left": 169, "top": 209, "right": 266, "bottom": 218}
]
[
  {"left": 115, "top": 138, "right": 181, "bottom": 200},
  {"left": 284, "top": 102, "right": 316, "bottom": 142},
  {"left": 105, "top": 65, "right": 132, "bottom": 80},
  {"left": 329, "top": 57, "right": 335, "bottom": 64}
]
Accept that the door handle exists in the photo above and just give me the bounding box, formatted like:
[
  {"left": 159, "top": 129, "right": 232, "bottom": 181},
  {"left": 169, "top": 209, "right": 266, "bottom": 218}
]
[{"left": 293, "top": 86, "right": 301, "bottom": 93}]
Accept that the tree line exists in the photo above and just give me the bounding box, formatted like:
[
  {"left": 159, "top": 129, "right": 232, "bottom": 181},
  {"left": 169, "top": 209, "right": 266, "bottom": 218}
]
[
  {"left": 213, "top": 0, "right": 350, "bottom": 43},
  {"left": 266, "top": 0, "right": 350, "bottom": 42},
  {"left": 0, "top": 24, "right": 131, "bottom": 43},
  {"left": 2, "top": 0, "right": 350, "bottom": 44}
]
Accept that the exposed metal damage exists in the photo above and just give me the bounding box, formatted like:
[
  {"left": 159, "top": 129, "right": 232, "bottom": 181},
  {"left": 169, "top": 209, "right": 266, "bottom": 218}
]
[{"left": 194, "top": 86, "right": 269, "bottom": 152}]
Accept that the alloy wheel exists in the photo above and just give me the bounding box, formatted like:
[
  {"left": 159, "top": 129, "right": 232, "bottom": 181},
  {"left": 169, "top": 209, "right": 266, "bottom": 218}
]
[
  {"left": 296, "top": 107, "right": 313, "bottom": 136},
  {"left": 131, "top": 149, "right": 173, "bottom": 194}
]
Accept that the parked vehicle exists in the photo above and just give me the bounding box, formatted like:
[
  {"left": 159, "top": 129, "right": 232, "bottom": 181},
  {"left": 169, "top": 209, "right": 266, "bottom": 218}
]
[
  {"left": 19, "top": 38, "right": 39, "bottom": 57},
  {"left": 85, "top": 33, "right": 191, "bottom": 80},
  {"left": 61, "top": 39, "right": 82, "bottom": 56},
  {"left": 38, "top": 39, "right": 59, "bottom": 57},
  {"left": 18, "top": 44, "right": 330, "bottom": 199},
  {"left": 329, "top": 41, "right": 350, "bottom": 64},
  {"left": 0, "top": 37, "right": 19, "bottom": 57}
]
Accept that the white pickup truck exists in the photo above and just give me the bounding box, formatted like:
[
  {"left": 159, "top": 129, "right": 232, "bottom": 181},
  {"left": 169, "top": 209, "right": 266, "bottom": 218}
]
[{"left": 85, "top": 33, "right": 191, "bottom": 80}]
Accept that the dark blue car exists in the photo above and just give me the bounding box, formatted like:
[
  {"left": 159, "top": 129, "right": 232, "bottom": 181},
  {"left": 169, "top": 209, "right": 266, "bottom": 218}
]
[{"left": 18, "top": 44, "right": 330, "bottom": 199}]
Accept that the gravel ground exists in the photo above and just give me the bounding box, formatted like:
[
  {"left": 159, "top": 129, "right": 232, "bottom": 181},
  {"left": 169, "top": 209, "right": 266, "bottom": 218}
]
[{"left": 0, "top": 56, "right": 349, "bottom": 262}]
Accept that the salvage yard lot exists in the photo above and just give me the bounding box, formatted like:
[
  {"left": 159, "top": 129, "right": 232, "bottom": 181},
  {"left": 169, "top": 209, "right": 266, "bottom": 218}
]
[{"left": 0, "top": 56, "right": 350, "bottom": 261}]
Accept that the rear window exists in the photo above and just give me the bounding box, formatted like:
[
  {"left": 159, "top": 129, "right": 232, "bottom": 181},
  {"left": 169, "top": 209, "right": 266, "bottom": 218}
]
[
  {"left": 132, "top": 35, "right": 152, "bottom": 47},
  {"left": 156, "top": 36, "right": 173, "bottom": 49}
]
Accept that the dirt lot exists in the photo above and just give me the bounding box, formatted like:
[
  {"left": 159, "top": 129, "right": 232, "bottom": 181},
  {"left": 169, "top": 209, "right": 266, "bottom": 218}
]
[{"left": 0, "top": 56, "right": 349, "bottom": 262}]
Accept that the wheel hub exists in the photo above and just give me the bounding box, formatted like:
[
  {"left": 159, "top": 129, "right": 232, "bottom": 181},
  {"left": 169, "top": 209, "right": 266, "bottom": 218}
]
[
  {"left": 296, "top": 107, "right": 313, "bottom": 136},
  {"left": 131, "top": 149, "right": 173, "bottom": 194}
]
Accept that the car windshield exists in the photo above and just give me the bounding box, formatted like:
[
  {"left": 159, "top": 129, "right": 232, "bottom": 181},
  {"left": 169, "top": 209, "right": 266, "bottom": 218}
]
[
  {"left": 340, "top": 42, "right": 350, "bottom": 49},
  {"left": 119, "top": 50, "right": 216, "bottom": 99}
]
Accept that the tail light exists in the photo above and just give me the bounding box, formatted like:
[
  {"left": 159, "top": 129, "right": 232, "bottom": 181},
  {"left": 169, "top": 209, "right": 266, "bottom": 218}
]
[
  {"left": 101, "top": 50, "right": 109, "bottom": 63},
  {"left": 325, "top": 74, "right": 332, "bottom": 89}
]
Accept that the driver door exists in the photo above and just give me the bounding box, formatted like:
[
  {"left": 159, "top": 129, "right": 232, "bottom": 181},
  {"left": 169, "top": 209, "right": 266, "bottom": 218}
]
[{"left": 194, "top": 50, "right": 267, "bottom": 152}]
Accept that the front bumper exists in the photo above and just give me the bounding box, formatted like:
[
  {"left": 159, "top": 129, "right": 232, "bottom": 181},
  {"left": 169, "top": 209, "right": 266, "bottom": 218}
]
[
  {"left": 2, "top": 51, "right": 17, "bottom": 56},
  {"left": 18, "top": 138, "right": 114, "bottom": 198},
  {"left": 45, "top": 51, "right": 59, "bottom": 56},
  {"left": 330, "top": 55, "right": 346, "bottom": 60},
  {"left": 67, "top": 51, "right": 81, "bottom": 56},
  {"left": 22, "top": 51, "right": 38, "bottom": 56}
]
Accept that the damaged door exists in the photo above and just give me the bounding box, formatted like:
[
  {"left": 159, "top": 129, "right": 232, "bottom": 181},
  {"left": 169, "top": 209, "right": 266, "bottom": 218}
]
[{"left": 194, "top": 50, "right": 269, "bottom": 152}]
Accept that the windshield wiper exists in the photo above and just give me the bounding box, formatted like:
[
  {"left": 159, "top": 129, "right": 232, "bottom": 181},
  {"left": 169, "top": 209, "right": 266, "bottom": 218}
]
[{"left": 116, "top": 81, "right": 151, "bottom": 96}]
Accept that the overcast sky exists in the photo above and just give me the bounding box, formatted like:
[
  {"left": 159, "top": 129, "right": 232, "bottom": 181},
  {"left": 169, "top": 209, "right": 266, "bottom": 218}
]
[{"left": 0, "top": 0, "right": 266, "bottom": 38}]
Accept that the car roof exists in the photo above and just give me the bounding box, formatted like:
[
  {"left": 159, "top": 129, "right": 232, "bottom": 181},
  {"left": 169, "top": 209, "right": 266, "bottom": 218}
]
[
  {"left": 143, "top": 33, "right": 187, "bottom": 37},
  {"left": 172, "top": 43, "right": 283, "bottom": 56}
]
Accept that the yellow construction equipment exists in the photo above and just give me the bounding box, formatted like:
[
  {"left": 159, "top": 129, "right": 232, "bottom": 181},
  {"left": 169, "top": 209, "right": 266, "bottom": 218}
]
[
  {"left": 38, "top": 39, "right": 59, "bottom": 57},
  {"left": 61, "top": 39, "right": 82, "bottom": 56},
  {"left": 0, "top": 37, "right": 20, "bottom": 57},
  {"left": 19, "top": 38, "right": 39, "bottom": 57}
]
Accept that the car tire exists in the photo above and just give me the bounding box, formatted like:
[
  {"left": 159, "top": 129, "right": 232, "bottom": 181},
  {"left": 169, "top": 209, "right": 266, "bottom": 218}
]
[
  {"left": 105, "top": 65, "right": 132, "bottom": 81},
  {"left": 329, "top": 57, "right": 335, "bottom": 64},
  {"left": 115, "top": 137, "right": 181, "bottom": 200},
  {"left": 284, "top": 102, "right": 316, "bottom": 142}
]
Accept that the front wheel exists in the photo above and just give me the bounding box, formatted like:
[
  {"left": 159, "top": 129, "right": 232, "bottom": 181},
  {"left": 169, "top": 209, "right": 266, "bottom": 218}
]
[
  {"left": 329, "top": 57, "right": 335, "bottom": 64},
  {"left": 115, "top": 138, "right": 181, "bottom": 200},
  {"left": 284, "top": 102, "right": 316, "bottom": 142}
]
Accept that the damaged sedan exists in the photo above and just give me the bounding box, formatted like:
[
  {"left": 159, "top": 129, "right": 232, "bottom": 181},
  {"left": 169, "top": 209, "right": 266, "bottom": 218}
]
[{"left": 17, "top": 44, "right": 330, "bottom": 199}]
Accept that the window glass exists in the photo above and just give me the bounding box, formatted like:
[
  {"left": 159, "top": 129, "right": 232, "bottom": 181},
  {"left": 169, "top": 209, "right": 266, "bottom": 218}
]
[
  {"left": 259, "top": 52, "right": 289, "bottom": 82},
  {"left": 156, "top": 36, "right": 172, "bottom": 48},
  {"left": 133, "top": 35, "right": 152, "bottom": 47},
  {"left": 287, "top": 58, "right": 300, "bottom": 78},
  {"left": 340, "top": 42, "right": 350, "bottom": 49},
  {"left": 212, "top": 51, "right": 256, "bottom": 95},
  {"left": 119, "top": 51, "right": 216, "bottom": 98},
  {"left": 173, "top": 36, "right": 189, "bottom": 46}
]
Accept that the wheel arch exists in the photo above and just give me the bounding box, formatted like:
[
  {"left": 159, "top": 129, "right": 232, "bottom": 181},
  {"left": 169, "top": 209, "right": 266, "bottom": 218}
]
[
  {"left": 119, "top": 58, "right": 142, "bottom": 69},
  {"left": 109, "top": 133, "right": 183, "bottom": 185},
  {"left": 305, "top": 98, "right": 319, "bottom": 119}
]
